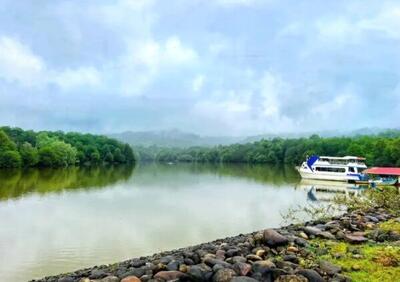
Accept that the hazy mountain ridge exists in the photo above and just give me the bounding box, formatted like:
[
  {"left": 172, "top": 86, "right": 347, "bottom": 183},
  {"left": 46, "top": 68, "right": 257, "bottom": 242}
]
[
  {"left": 110, "top": 127, "right": 400, "bottom": 148},
  {"left": 109, "top": 129, "right": 243, "bottom": 148}
]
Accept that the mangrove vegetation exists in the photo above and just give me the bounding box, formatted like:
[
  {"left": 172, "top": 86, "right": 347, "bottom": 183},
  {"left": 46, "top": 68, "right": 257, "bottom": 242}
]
[
  {"left": 0, "top": 126, "right": 135, "bottom": 168},
  {"left": 134, "top": 130, "right": 400, "bottom": 166}
]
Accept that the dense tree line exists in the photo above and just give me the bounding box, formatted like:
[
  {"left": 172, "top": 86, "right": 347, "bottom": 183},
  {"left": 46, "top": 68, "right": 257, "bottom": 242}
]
[
  {"left": 133, "top": 130, "right": 400, "bottom": 167},
  {"left": 0, "top": 127, "right": 135, "bottom": 168}
]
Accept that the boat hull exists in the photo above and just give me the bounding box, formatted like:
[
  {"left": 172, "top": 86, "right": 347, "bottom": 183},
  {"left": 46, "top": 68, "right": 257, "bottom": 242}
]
[{"left": 298, "top": 170, "right": 359, "bottom": 182}]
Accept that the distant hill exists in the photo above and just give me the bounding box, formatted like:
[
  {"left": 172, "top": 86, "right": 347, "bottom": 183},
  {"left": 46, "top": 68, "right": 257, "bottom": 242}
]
[
  {"left": 110, "top": 128, "right": 400, "bottom": 148},
  {"left": 109, "top": 129, "right": 243, "bottom": 148},
  {"left": 242, "top": 127, "right": 400, "bottom": 143}
]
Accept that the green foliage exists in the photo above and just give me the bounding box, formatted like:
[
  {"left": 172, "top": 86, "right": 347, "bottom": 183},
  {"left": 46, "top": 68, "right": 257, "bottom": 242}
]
[
  {"left": 19, "top": 142, "right": 39, "bottom": 167},
  {"left": 0, "top": 127, "right": 135, "bottom": 168},
  {"left": 39, "top": 141, "right": 77, "bottom": 167},
  {"left": 0, "top": 150, "right": 22, "bottom": 168},
  {"left": 0, "top": 130, "right": 17, "bottom": 151},
  {"left": 133, "top": 133, "right": 400, "bottom": 166}
]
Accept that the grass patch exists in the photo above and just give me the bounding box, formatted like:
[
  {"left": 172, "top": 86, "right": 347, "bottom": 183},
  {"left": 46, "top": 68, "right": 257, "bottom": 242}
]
[
  {"left": 309, "top": 240, "right": 400, "bottom": 282},
  {"left": 379, "top": 219, "right": 400, "bottom": 233}
]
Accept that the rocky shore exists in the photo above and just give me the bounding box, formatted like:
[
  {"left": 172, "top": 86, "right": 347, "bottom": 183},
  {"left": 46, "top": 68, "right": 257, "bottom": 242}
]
[{"left": 32, "top": 208, "right": 400, "bottom": 282}]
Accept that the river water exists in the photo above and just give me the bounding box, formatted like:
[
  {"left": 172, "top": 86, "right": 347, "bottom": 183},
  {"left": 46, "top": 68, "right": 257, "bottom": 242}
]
[{"left": 0, "top": 163, "right": 339, "bottom": 281}]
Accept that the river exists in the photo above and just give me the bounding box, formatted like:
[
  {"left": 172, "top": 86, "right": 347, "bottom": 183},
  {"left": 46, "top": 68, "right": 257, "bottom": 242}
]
[{"left": 0, "top": 163, "right": 333, "bottom": 281}]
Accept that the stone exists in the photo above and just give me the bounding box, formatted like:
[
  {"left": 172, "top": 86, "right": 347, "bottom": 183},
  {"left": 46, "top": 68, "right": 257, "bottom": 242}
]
[
  {"left": 179, "top": 264, "right": 188, "bottom": 273},
  {"left": 254, "top": 232, "right": 264, "bottom": 242},
  {"left": 252, "top": 260, "right": 276, "bottom": 273},
  {"left": 287, "top": 246, "right": 299, "bottom": 253},
  {"left": 131, "top": 259, "right": 146, "bottom": 268},
  {"left": 99, "top": 276, "right": 119, "bottom": 282},
  {"left": 166, "top": 260, "right": 180, "bottom": 271},
  {"left": 283, "top": 254, "right": 299, "bottom": 264},
  {"left": 212, "top": 268, "right": 236, "bottom": 282},
  {"left": 298, "top": 232, "right": 308, "bottom": 240},
  {"left": 120, "top": 268, "right": 145, "bottom": 279},
  {"left": 256, "top": 249, "right": 266, "bottom": 257},
  {"left": 213, "top": 264, "right": 225, "bottom": 272},
  {"left": 351, "top": 264, "right": 361, "bottom": 271},
  {"left": 233, "top": 262, "right": 252, "bottom": 276},
  {"left": 246, "top": 254, "right": 262, "bottom": 261},
  {"left": 58, "top": 277, "right": 74, "bottom": 282},
  {"left": 188, "top": 263, "right": 213, "bottom": 281},
  {"left": 303, "top": 226, "right": 321, "bottom": 236},
  {"left": 263, "top": 229, "right": 289, "bottom": 247},
  {"left": 226, "top": 248, "right": 241, "bottom": 257},
  {"left": 216, "top": 250, "right": 225, "bottom": 259},
  {"left": 153, "top": 271, "right": 187, "bottom": 281},
  {"left": 229, "top": 256, "right": 245, "bottom": 264},
  {"left": 275, "top": 275, "right": 308, "bottom": 282},
  {"left": 121, "top": 276, "right": 141, "bottom": 282},
  {"left": 294, "top": 238, "right": 308, "bottom": 247},
  {"left": 319, "top": 260, "right": 342, "bottom": 275},
  {"left": 344, "top": 233, "right": 368, "bottom": 244},
  {"left": 318, "top": 231, "right": 336, "bottom": 240},
  {"left": 296, "top": 269, "right": 324, "bottom": 282},
  {"left": 275, "top": 261, "right": 298, "bottom": 271},
  {"left": 365, "top": 215, "right": 379, "bottom": 223},
  {"left": 89, "top": 269, "right": 107, "bottom": 279},
  {"left": 140, "top": 275, "right": 152, "bottom": 282},
  {"left": 184, "top": 258, "right": 194, "bottom": 265},
  {"left": 204, "top": 257, "right": 231, "bottom": 268},
  {"left": 231, "top": 277, "right": 258, "bottom": 282}
]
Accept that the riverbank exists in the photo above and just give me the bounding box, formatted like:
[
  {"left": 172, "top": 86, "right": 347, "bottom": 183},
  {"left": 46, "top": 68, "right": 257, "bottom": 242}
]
[{"left": 31, "top": 207, "right": 400, "bottom": 282}]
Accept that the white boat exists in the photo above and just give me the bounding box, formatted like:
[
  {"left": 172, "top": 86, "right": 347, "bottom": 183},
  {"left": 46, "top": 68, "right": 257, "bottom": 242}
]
[{"left": 297, "top": 155, "right": 367, "bottom": 182}]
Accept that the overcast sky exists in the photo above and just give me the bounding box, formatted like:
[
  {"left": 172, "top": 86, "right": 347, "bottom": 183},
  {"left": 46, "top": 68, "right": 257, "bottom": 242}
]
[{"left": 0, "top": 0, "right": 399, "bottom": 136}]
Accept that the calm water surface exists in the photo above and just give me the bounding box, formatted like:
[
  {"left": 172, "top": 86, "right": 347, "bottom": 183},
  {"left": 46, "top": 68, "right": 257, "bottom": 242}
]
[{"left": 0, "top": 163, "right": 324, "bottom": 281}]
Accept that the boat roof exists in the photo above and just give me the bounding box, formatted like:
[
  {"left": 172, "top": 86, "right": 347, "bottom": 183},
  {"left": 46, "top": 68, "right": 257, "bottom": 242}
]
[
  {"left": 319, "top": 156, "right": 366, "bottom": 160},
  {"left": 363, "top": 167, "right": 400, "bottom": 176}
]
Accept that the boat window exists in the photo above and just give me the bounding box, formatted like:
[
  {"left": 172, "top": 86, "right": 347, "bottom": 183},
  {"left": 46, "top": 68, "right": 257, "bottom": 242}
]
[
  {"left": 357, "top": 167, "right": 365, "bottom": 173},
  {"left": 315, "top": 167, "right": 346, "bottom": 173},
  {"left": 349, "top": 167, "right": 355, "bottom": 173}
]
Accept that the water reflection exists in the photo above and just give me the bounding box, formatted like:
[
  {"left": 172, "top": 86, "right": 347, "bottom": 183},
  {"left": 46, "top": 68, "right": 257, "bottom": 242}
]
[
  {"left": 0, "top": 164, "right": 299, "bottom": 201},
  {"left": 0, "top": 165, "right": 135, "bottom": 201},
  {"left": 295, "top": 179, "right": 366, "bottom": 202},
  {"left": 0, "top": 163, "right": 317, "bottom": 282}
]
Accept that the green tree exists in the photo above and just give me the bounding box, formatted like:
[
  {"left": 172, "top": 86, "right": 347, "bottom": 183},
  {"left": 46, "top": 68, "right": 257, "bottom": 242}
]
[
  {"left": 0, "top": 130, "right": 17, "bottom": 151},
  {"left": 39, "top": 141, "right": 77, "bottom": 167},
  {"left": 19, "top": 142, "right": 39, "bottom": 166},
  {"left": 0, "top": 150, "right": 22, "bottom": 168}
]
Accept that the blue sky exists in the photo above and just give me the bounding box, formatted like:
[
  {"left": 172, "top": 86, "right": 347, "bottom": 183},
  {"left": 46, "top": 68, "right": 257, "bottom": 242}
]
[{"left": 0, "top": 0, "right": 399, "bottom": 136}]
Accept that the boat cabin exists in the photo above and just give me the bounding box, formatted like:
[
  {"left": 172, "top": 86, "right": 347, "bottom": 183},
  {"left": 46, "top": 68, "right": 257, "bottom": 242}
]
[{"left": 363, "top": 167, "right": 400, "bottom": 185}]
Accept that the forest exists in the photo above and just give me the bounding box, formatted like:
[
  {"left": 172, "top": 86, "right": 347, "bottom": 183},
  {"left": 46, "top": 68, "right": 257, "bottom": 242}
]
[
  {"left": 0, "top": 127, "right": 135, "bottom": 168},
  {"left": 133, "top": 130, "right": 400, "bottom": 167}
]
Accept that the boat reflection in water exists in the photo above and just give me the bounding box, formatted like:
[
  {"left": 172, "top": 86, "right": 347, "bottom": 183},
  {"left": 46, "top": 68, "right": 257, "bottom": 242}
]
[{"left": 295, "top": 179, "right": 367, "bottom": 202}]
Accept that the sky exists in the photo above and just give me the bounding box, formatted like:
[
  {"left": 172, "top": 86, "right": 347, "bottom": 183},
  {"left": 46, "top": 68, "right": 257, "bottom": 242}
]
[{"left": 0, "top": 0, "right": 399, "bottom": 136}]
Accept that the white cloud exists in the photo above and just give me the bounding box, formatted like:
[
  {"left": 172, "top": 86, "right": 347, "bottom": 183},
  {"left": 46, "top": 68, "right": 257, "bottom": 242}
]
[
  {"left": 118, "top": 36, "right": 198, "bottom": 96},
  {"left": 164, "top": 37, "right": 197, "bottom": 64},
  {"left": 259, "top": 72, "right": 283, "bottom": 118},
  {"left": 0, "top": 36, "right": 102, "bottom": 91},
  {"left": 52, "top": 67, "right": 101, "bottom": 91},
  {"left": 0, "top": 36, "right": 45, "bottom": 86},
  {"left": 215, "top": 0, "right": 263, "bottom": 7},
  {"left": 316, "top": 4, "right": 400, "bottom": 43},
  {"left": 358, "top": 6, "right": 400, "bottom": 39},
  {"left": 312, "top": 88, "right": 358, "bottom": 120},
  {"left": 192, "top": 74, "right": 205, "bottom": 92},
  {"left": 190, "top": 71, "right": 296, "bottom": 135}
]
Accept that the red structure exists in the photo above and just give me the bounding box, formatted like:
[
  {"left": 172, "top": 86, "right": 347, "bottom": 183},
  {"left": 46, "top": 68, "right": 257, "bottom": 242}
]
[{"left": 363, "top": 167, "right": 400, "bottom": 176}]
